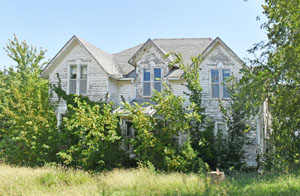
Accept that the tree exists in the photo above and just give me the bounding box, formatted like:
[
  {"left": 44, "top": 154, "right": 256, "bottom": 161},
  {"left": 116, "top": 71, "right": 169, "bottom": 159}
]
[
  {"left": 239, "top": 0, "right": 300, "bottom": 170},
  {"left": 167, "top": 53, "right": 216, "bottom": 169},
  {"left": 123, "top": 83, "right": 206, "bottom": 172},
  {"left": 0, "top": 35, "right": 59, "bottom": 165},
  {"left": 57, "top": 96, "right": 124, "bottom": 170},
  {"left": 218, "top": 83, "right": 250, "bottom": 171}
]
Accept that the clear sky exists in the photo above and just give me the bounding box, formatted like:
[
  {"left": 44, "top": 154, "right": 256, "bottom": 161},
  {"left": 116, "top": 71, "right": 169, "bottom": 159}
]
[{"left": 0, "top": 0, "right": 267, "bottom": 70}]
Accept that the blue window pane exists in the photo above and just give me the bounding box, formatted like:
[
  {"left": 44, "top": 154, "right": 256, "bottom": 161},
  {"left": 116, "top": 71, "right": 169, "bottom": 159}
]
[
  {"left": 154, "top": 82, "right": 161, "bottom": 92},
  {"left": 144, "top": 68, "right": 150, "bottom": 81},
  {"left": 222, "top": 69, "right": 230, "bottom": 82},
  {"left": 154, "top": 68, "right": 161, "bottom": 81},
  {"left": 211, "top": 69, "right": 219, "bottom": 83},
  {"left": 212, "top": 84, "right": 220, "bottom": 98},
  {"left": 143, "top": 82, "right": 151, "bottom": 96},
  {"left": 223, "top": 84, "right": 230, "bottom": 98}
]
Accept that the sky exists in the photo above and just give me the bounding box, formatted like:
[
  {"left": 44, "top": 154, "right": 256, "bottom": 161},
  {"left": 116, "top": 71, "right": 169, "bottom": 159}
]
[{"left": 0, "top": 0, "right": 267, "bottom": 70}]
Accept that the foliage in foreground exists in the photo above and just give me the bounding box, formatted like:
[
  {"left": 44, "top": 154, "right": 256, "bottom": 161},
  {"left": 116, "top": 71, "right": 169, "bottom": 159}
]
[
  {"left": 0, "top": 36, "right": 59, "bottom": 165},
  {"left": 238, "top": 0, "right": 300, "bottom": 171},
  {"left": 123, "top": 84, "right": 207, "bottom": 172},
  {"left": 0, "top": 164, "right": 300, "bottom": 196},
  {"left": 56, "top": 95, "right": 126, "bottom": 171}
]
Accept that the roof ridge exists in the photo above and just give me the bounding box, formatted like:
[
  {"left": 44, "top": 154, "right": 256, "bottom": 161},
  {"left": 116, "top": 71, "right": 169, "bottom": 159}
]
[
  {"left": 76, "top": 35, "right": 112, "bottom": 56},
  {"left": 112, "top": 43, "right": 142, "bottom": 55},
  {"left": 153, "top": 38, "right": 213, "bottom": 41}
]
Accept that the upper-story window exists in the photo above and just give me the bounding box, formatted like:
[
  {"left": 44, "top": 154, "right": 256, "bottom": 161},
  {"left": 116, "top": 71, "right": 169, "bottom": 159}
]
[
  {"left": 143, "top": 68, "right": 162, "bottom": 97},
  {"left": 69, "top": 64, "right": 87, "bottom": 95},
  {"left": 211, "top": 69, "right": 230, "bottom": 98}
]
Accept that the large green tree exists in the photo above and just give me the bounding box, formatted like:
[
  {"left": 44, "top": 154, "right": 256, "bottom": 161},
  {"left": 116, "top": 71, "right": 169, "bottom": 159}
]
[
  {"left": 0, "top": 36, "right": 59, "bottom": 165},
  {"left": 123, "top": 84, "right": 205, "bottom": 172},
  {"left": 239, "top": 0, "right": 300, "bottom": 170}
]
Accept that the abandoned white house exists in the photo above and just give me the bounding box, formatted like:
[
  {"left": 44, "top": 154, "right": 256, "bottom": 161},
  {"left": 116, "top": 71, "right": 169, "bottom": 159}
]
[{"left": 41, "top": 35, "right": 266, "bottom": 167}]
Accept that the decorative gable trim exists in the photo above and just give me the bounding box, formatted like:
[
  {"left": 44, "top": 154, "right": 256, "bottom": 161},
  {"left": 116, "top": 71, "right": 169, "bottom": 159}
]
[
  {"left": 166, "top": 37, "right": 245, "bottom": 80},
  {"left": 201, "top": 37, "right": 244, "bottom": 65},
  {"left": 128, "top": 39, "right": 173, "bottom": 67}
]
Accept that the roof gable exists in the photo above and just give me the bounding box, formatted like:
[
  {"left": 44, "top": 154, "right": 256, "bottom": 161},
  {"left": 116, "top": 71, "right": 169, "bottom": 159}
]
[
  {"left": 41, "top": 35, "right": 122, "bottom": 78},
  {"left": 166, "top": 37, "right": 243, "bottom": 79},
  {"left": 127, "top": 39, "right": 172, "bottom": 66},
  {"left": 153, "top": 38, "right": 213, "bottom": 65},
  {"left": 201, "top": 37, "right": 244, "bottom": 65}
]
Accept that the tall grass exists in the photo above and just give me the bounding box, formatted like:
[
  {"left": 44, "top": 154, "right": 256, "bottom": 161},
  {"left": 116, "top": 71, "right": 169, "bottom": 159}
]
[{"left": 0, "top": 164, "right": 299, "bottom": 196}]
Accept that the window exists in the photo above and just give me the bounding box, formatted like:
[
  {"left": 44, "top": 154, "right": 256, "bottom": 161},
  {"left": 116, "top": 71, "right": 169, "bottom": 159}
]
[
  {"left": 125, "top": 121, "right": 134, "bottom": 152},
  {"left": 69, "top": 64, "right": 88, "bottom": 94},
  {"left": 222, "top": 69, "right": 230, "bottom": 98},
  {"left": 143, "top": 68, "right": 162, "bottom": 97},
  {"left": 215, "top": 122, "right": 227, "bottom": 138},
  {"left": 80, "top": 65, "right": 87, "bottom": 94},
  {"left": 143, "top": 68, "right": 151, "bottom": 96},
  {"left": 211, "top": 69, "right": 231, "bottom": 98},
  {"left": 69, "top": 65, "right": 77, "bottom": 94}
]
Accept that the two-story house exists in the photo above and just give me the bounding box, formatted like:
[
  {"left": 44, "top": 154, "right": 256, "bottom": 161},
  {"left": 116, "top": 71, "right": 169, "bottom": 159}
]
[{"left": 41, "top": 35, "right": 265, "bottom": 167}]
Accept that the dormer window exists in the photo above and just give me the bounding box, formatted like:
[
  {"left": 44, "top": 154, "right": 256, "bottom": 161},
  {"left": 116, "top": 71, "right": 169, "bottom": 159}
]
[
  {"left": 211, "top": 69, "right": 230, "bottom": 98},
  {"left": 143, "top": 68, "right": 162, "bottom": 97},
  {"left": 69, "top": 64, "right": 88, "bottom": 95}
]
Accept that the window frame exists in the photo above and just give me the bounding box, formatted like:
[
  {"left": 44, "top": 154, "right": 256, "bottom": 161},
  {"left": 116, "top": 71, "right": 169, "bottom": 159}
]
[
  {"left": 68, "top": 63, "right": 88, "bottom": 95},
  {"left": 210, "top": 68, "right": 231, "bottom": 99},
  {"left": 142, "top": 67, "right": 162, "bottom": 97},
  {"left": 142, "top": 68, "right": 151, "bottom": 97},
  {"left": 153, "top": 68, "right": 162, "bottom": 92},
  {"left": 215, "top": 121, "right": 227, "bottom": 138}
]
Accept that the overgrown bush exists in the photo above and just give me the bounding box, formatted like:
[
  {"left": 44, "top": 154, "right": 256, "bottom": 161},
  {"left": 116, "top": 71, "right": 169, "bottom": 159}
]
[
  {"left": 123, "top": 84, "right": 207, "bottom": 172},
  {"left": 53, "top": 86, "right": 127, "bottom": 170},
  {"left": 0, "top": 36, "right": 59, "bottom": 165}
]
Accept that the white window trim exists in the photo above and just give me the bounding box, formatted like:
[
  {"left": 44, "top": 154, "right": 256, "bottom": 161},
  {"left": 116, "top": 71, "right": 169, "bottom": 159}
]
[
  {"left": 210, "top": 68, "right": 231, "bottom": 99},
  {"left": 142, "top": 67, "right": 163, "bottom": 98},
  {"left": 68, "top": 63, "right": 89, "bottom": 95},
  {"left": 215, "top": 121, "right": 227, "bottom": 138}
]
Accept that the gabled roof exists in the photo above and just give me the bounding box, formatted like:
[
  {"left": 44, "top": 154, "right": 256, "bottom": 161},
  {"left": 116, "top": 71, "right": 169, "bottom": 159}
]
[
  {"left": 127, "top": 39, "right": 173, "bottom": 66},
  {"left": 112, "top": 44, "right": 142, "bottom": 75},
  {"left": 153, "top": 38, "right": 213, "bottom": 66},
  {"left": 41, "top": 35, "right": 122, "bottom": 78},
  {"left": 167, "top": 37, "right": 244, "bottom": 79},
  {"left": 201, "top": 37, "right": 244, "bottom": 64},
  {"left": 77, "top": 37, "right": 121, "bottom": 76},
  {"left": 42, "top": 36, "right": 240, "bottom": 80}
]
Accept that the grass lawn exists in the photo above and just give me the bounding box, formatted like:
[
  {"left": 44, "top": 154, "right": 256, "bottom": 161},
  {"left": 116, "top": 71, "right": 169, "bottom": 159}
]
[{"left": 0, "top": 164, "right": 300, "bottom": 196}]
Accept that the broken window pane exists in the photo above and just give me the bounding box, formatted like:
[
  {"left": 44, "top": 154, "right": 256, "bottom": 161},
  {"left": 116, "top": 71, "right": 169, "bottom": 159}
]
[
  {"left": 154, "top": 68, "right": 161, "bottom": 81},
  {"left": 70, "top": 65, "right": 77, "bottom": 79}
]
